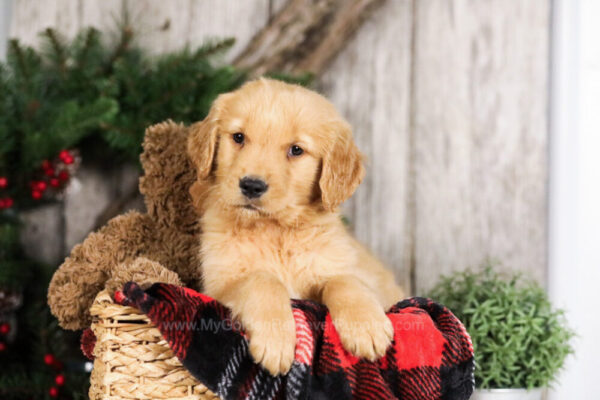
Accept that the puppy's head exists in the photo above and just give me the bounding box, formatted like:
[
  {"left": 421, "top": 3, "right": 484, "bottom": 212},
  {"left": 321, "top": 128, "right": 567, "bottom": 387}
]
[{"left": 187, "top": 78, "right": 364, "bottom": 222}]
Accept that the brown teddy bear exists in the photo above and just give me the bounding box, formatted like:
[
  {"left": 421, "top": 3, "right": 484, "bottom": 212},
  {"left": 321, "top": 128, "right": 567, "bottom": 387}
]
[{"left": 48, "top": 120, "right": 202, "bottom": 330}]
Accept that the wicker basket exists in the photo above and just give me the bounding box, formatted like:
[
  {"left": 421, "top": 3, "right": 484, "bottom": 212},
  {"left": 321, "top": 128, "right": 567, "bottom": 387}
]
[{"left": 89, "top": 290, "right": 220, "bottom": 400}]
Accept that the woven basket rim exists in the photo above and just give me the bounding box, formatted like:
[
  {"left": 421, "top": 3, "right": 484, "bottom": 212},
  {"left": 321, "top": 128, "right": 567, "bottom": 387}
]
[{"left": 88, "top": 289, "right": 220, "bottom": 399}]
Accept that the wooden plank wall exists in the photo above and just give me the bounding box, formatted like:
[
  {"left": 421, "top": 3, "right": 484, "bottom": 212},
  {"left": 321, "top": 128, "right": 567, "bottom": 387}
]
[
  {"left": 0, "top": 0, "right": 12, "bottom": 60},
  {"left": 410, "top": 1, "right": 549, "bottom": 291},
  {"left": 9, "top": 0, "right": 551, "bottom": 294},
  {"left": 320, "top": 0, "right": 414, "bottom": 290},
  {"left": 9, "top": 0, "right": 273, "bottom": 58}
]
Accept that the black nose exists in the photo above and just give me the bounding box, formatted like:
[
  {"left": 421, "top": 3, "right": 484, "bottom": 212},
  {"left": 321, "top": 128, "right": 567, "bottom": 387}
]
[{"left": 239, "top": 177, "right": 268, "bottom": 199}]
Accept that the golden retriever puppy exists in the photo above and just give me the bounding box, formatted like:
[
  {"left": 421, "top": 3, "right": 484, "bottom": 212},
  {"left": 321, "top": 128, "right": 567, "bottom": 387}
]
[{"left": 187, "top": 78, "right": 403, "bottom": 376}]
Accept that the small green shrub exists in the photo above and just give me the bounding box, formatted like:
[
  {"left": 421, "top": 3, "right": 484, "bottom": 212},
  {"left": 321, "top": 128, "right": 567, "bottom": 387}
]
[{"left": 428, "top": 266, "right": 574, "bottom": 389}]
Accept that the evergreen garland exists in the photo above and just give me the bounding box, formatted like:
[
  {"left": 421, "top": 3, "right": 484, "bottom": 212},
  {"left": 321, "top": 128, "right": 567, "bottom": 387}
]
[{"left": 0, "top": 27, "right": 247, "bottom": 209}]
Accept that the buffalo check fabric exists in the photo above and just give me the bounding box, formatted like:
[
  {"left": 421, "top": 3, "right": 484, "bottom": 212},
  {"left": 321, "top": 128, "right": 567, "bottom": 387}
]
[{"left": 112, "top": 282, "right": 474, "bottom": 400}]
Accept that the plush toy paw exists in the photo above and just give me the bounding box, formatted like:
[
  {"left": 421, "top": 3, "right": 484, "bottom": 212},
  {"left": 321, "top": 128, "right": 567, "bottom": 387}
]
[
  {"left": 48, "top": 265, "right": 107, "bottom": 330},
  {"left": 105, "top": 257, "right": 182, "bottom": 296},
  {"left": 332, "top": 304, "right": 393, "bottom": 361},
  {"left": 247, "top": 315, "right": 296, "bottom": 376}
]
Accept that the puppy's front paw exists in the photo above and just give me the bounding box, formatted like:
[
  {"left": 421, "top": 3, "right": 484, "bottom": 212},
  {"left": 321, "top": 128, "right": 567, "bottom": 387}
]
[
  {"left": 248, "top": 316, "right": 296, "bottom": 376},
  {"left": 332, "top": 305, "right": 393, "bottom": 361}
]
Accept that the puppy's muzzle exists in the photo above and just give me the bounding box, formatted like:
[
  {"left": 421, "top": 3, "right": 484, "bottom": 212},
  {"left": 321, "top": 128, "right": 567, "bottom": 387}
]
[{"left": 239, "top": 176, "right": 268, "bottom": 199}]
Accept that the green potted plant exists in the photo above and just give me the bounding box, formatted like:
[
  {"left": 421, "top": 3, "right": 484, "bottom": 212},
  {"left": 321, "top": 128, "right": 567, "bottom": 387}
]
[{"left": 428, "top": 267, "right": 574, "bottom": 400}]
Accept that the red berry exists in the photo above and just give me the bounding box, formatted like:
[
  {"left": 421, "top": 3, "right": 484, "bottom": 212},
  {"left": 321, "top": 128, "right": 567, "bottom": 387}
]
[
  {"left": 49, "top": 386, "right": 59, "bottom": 397},
  {"left": 59, "top": 150, "right": 71, "bottom": 161},
  {"left": 0, "top": 323, "right": 9, "bottom": 335},
  {"left": 50, "top": 178, "right": 60, "bottom": 188},
  {"left": 45, "top": 167, "right": 55, "bottom": 177},
  {"left": 0, "top": 177, "right": 7, "bottom": 188},
  {"left": 55, "top": 374, "right": 65, "bottom": 386},
  {"left": 36, "top": 181, "right": 47, "bottom": 192},
  {"left": 0, "top": 342, "right": 6, "bottom": 351},
  {"left": 31, "top": 190, "right": 42, "bottom": 200},
  {"left": 58, "top": 171, "right": 69, "bottom": 182},
  {"left": 44, "top": 353, "right": 55, "bottom": 365},
  {"left": 41, "top": 160, "right": 52, "bottom": 170},
  {"left": 4, "top": 198, "right": 13, "bottom": 208},
  {"left": 0, "top": 199, "right": 5, "bottom": 209},
  {"left": 63, "top": 155, "right": 74, "bottom": 165}
]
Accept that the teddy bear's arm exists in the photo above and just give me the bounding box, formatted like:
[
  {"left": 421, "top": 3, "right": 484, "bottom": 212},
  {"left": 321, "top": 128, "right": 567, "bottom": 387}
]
[
  {"left": 104, "top": 256, "right": 182, "bottom": 297},
  {"left": 47, "top": 211, "right": 173, "bottom": 330}
]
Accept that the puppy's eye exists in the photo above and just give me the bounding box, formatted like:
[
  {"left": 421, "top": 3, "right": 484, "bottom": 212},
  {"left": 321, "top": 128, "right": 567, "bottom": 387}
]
[
  {"left": 232, "top": 133, "right": 245, "bottom": 144},
  {"left": 288, "top": 145, "right": 304, "bottom": 157}
]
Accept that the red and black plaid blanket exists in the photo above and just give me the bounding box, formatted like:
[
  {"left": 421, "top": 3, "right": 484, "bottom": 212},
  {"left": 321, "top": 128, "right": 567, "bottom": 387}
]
[{"left": 90, "top": 282, "right": 474, "bottom": 400}]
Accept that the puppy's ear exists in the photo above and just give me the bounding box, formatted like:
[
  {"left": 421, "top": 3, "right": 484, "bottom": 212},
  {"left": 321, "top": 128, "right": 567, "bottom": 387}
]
[
  {"left": 187, "top": 94, "right": 229, "bottom": 179},
  {"left": 319, "top": 120, "right": 365, "bottom": 211}
]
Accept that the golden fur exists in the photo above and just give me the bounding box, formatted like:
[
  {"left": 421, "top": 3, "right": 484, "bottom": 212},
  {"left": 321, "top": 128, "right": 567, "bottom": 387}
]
[{"left": 188, "top": 79, "right": 404, "bottom": 376}]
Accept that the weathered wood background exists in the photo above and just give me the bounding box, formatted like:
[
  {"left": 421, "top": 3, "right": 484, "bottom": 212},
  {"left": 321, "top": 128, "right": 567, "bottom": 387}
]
[{"left": 9, "top": 0, "right": 550, "bottom": 294}]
